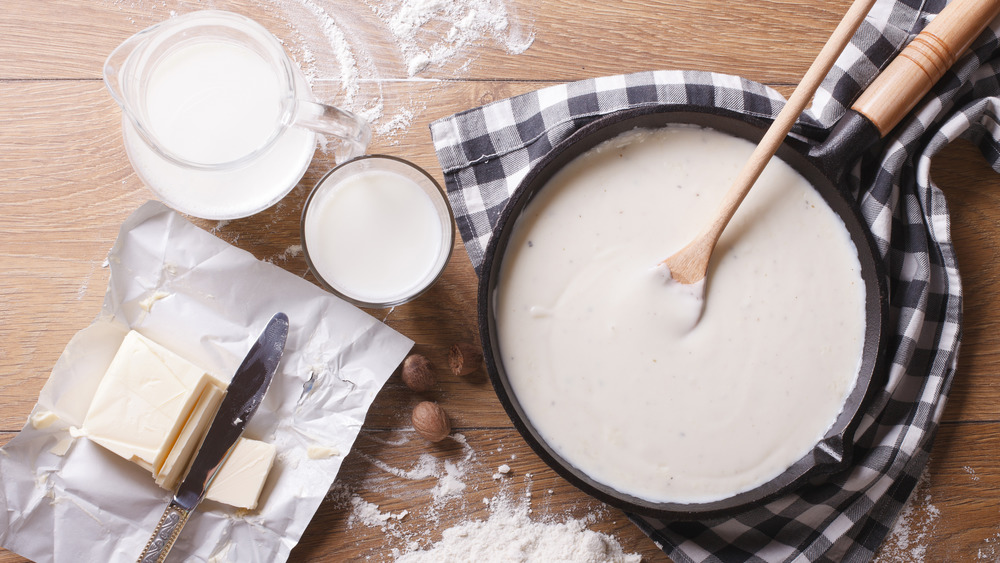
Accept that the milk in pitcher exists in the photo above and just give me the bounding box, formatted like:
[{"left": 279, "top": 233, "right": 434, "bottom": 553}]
[
  {"left": 123, "top": 39, "right": 316, "bottom": 219},
  {"left": 106, "top": 11, "right": 370, "bottom": 220}
]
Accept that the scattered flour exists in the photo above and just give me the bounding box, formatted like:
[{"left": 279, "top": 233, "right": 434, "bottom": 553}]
[
  {"left": 350, "top": 495, "right": 410, "bottom": 528},
  {"left": 358, "top": 432, "right": 475, "bottom": 504},
  {"left": 367, "top": 432, "right": 414, "bottom": 446},
  {"left": 375, "top": 106, "right": 420, "bottom": 144},
  {"left": 275, "top": 244, "right": 303, "bottom": 262},
  {"left": 364, "top": 451, "right": 442, "bottom": 480},
  {"left": 880, "top": 467, "right": 939, "bottom": 561},
  {"left": 331, "top": 431, "right": 640, "bottom": 562},
  {"left": 393, "top": 495, "right": 640, "bottom": 563},
  {"left": 978, "top": 530, "right": 1000, "bottom": 561},
  {"left": 430, "top": 460, "right": 468, "bottom": 500},
  {"left": 963, "top": 465, "right": 981, "bottom": 482},
  {"left": 293, "top": 0, "right": 361, "bottom": 103},
  {"left": 492, "top": 463, "right": 511, "bottom": 479},
  {"left": 370, "top": 0, "right": 535, "bottom": 77},
  {"left": 340, "top": 480, "right": 639, "bottom": 563},
  {"left": 105, "top": 0, "right": 535, "bottom": 147}
]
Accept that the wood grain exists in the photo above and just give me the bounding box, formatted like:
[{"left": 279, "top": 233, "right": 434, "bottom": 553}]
[
  {"left": 934, "top": 140, "right": 1000, "bottom": 426},
  {"left": 874, "top": 422, "right": 1000, "bottom": 562},
  {"left": 0, "top": 0, "right": 855, "bottom": 83},
  {"left": 2, "top": 0, "right": 999, "bottom": 562}
]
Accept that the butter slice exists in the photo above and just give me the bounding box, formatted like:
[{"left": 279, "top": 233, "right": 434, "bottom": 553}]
[
  {"left": 205, "top": 438, "right": 276, "bottom": 510},
  {"left": 155, "top": 383, "right": 226, "bottom": 491},
  {"left": 306, "top": 445, "right": 340, "bottom": 459},
  {"left": 29, "top": 410, "right": 59, "bottom": 429},
  {"left": 81, "top": 331, "right": 216, "bottom": 473}
]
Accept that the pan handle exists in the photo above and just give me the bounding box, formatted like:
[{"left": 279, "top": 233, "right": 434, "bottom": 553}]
[{"left": 851, "top": 0, "right": 1000, "bottom": 137}]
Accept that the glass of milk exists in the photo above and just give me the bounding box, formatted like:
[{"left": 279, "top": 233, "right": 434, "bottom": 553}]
[
  {"left": 103, "top": 11, "right": 371, "bottom": 220},
  {"left": 301, "top": 156, "right": 455, "bottom": 308}
]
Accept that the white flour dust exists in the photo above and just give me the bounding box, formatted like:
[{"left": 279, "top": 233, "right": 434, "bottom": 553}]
[
  {"left": 492, "top": 462, "right": 511, "bottom": 479},
  {"left": 880, "top": 467, "right": 940, "bottom": 562},
  {"left": 368, "top": 0, "right": 534, "bottom": 76},
  {"left": 272, "top": 244, "right": 303, "bottom": 262},
  {"left": 349, "top": 495, "right": 410, "bottom": 528},
  {"left": 106, "top": 0, "right": 534, "bottom": 147},
  {"left": 963, "top": 465, "right": 981, "bottom": 481},
  {"left": 272, "top": 0, "right": 533, "bottom": 144},
  {"left": 431, "top": 460, "right": 468, "bottom": 499},
  {"left": 357, "top": 432, "right": 476, "bottom": 505},
  {"left": 394, "top": 496, "right": 641, "bottom": 563},
  {"left": 327, "top": 431, "right": 640, "bottom": 562},
  {"left": 978, "top": 530, "right": 1000, "bottom": 561}
]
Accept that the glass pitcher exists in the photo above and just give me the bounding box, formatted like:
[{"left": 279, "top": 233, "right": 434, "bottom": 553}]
[{"left": 104, "top": 10, "right": 371, "bottom": 220}]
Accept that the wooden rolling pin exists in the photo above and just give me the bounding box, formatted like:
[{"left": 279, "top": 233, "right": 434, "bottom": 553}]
[{"left": 854, "top": 0, "right": 1000, "bottom": 136}]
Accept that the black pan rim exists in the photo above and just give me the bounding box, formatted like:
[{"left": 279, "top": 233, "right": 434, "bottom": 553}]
[{"left": 477, "top": 104, "right": 890, "bottom": 520}]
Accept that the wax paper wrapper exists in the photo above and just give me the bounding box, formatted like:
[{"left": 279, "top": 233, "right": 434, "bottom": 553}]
[{"left": 0, "top": 201, "right": 413, "bottom": 562}]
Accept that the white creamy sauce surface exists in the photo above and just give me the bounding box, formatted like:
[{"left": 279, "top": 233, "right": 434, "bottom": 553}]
[{"left": 496, "top": 126, "right": 867, "bottom": 504}]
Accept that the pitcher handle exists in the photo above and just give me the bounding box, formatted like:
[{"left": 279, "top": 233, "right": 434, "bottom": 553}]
[
  {"left": 103, "top": 26, "right": 157, "bottom": 108},
  {"left": 293, "top": 100, "right": 371, "bottom": 164}
]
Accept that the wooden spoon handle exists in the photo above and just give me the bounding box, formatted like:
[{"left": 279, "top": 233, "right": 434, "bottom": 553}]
[
  {"left": 666, "top": 0, "right": 876, "bottom": 284},
  {"left": 853, "top": 0, "right": 1000, "bottom": 136}
]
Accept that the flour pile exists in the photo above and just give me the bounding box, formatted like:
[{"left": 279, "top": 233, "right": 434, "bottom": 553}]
[
  {"left": 329, "top": 431, "right": 642, "bottom": 562},
  {"left": 393, "top": 496, "right": 641, "bottom": 563}
]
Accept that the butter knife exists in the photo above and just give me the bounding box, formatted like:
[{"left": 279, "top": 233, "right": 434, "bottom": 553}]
[{"left": 137, "top": 312, "right": 289, "bottom": 563}]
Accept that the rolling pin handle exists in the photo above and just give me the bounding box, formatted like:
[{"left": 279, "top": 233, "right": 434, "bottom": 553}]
[{"left": 852, "top": 0, "right": 1000, "bottom": 136}]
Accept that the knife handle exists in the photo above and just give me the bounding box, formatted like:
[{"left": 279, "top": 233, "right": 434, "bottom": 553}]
[{"left": 137, "top": 500, "right": 191, "bottom": 563}]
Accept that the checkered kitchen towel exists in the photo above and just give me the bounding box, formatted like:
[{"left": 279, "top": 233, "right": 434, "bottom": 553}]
[{"left": 430, "top": 0, "right": 1000, "bottom": 561}]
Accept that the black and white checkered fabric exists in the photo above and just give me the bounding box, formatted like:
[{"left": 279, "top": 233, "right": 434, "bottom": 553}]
[{"left": 430, "top": 0, "right": 1000, "bottom": 561}]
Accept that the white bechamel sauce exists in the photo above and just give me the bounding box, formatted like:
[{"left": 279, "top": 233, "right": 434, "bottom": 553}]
[
  {"left": 303, "top": 169, "right": 445, "bottom": 304},
  {"left": 125, "top": 40, "right": 316, "bottom": 219},
  {"left": 496, "top": 126, "right": 867, "bottom": 504}
]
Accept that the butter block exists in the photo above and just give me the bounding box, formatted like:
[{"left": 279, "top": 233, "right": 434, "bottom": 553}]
[
  {"left": 80, "top": 330, "right": 277, "bottom": 510},
  {"left": 205, "top": 438, "right": 276, "bottom": 510},
  {"left": 155, "top": 383, "right": 226, "bottom": 491},
  {"left": 81, "top": 331, "right": 218, "bottom": 473}
]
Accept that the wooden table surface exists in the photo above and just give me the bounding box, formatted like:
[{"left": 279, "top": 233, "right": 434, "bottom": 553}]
[{"left": 3, "top": 1, "right": 999, "bottom": 561}]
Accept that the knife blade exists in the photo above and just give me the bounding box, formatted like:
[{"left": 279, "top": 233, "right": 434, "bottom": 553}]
[{"left": 137, "top": 312, "right": 289, "bottom": 563}]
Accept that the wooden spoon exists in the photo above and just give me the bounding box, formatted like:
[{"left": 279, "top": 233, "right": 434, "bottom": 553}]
[{"left": 661, "top": 0, "right": 877, "bottom": 285}]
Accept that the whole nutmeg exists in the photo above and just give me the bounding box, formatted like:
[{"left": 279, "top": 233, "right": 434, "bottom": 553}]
[
  {"left": 412, "top": 401, "right": 451, "bottom": 442},
  {"left": 448, "top": 342, "right": 484, "bottom": 377},
  {"left": 401, "top": 354, "right": 436, "bottom": 392}
]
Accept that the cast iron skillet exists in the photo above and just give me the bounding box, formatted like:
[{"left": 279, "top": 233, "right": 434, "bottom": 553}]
[
  {"left": 478, "top": 105, "right": 888, "bottom": 520},
  {"left": 477, "top": 0, "right": 997, "bottom": 520}
]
